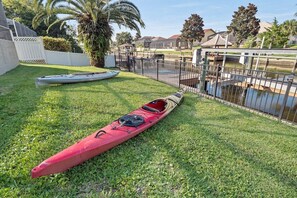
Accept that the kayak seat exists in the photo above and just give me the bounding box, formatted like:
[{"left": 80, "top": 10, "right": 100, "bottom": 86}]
[
  {"left": 119, "top": 114, "right": 145, "bottom": 127},
  {"left": 142, "top": 99, "right": 167, "bottom": 112}
]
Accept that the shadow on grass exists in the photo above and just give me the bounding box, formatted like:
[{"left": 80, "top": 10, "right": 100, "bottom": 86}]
[
  {"left": 0, "top": 65, "right": 73, "bottom": 152},
  {"left": 201, "top": 123, "right": 297, "bottom": 190}
]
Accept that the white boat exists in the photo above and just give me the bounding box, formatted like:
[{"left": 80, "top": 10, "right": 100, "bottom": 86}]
[{"left": 36, "top": 71, "right": 119, "bottom": 86}]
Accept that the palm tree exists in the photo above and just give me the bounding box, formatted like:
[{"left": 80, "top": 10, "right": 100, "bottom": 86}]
[
  {"left": 281, "top": 19, "right": 297, "bottom": 36},
  {"left": 33, "top": 0, "right": 145, "bottom": 67}
]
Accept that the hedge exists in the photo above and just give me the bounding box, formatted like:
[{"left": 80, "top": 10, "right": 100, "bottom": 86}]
[{"left": 43, "top": 36, "right": 71, "bottom": 52}]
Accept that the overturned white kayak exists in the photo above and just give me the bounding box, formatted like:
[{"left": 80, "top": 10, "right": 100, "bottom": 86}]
[{"left": 36, "top": 71, "right": 119, "bottom": 86}]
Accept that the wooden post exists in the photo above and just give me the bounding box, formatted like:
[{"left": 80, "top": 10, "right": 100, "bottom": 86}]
[
  {"left": 222, "top": 34, "right": 229, "bottom": 72},
  {"left": 247, "top": 53, "right": 254, "bottom": 74},
  {"left": 255, "top": 37, "right": 265, "bottom": 70},
  {"left": 263, "top": 42, "right": 272, "bottom": 72}
]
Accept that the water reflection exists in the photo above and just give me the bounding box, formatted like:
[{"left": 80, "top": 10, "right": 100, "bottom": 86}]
[{"left": 206, "top": 82, "right": 297, "bottom": 123}]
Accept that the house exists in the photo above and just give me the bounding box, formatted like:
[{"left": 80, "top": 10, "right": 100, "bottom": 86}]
[
  {"left": 200, "top": 29, "right": 216, "bottom": 43},
  {"left": 135, "top": 36, "right": 154, "bottom": 48},
  {"left": 164, "top": 34, "right": 187, "bottom": 49},
  {"left": 288, "top": 35, "right": 297, "bottom": 45},
  {"left": 258, "top": 21, "right": 272, "bottom": 34},
  {"left": 150, "top": 37, "right": 166, "bottom": 49},
  {"left": 192, "top": 29, "right": 216, "bottom": 46},
  {"left": 135, "top": 29, "right": 217, "bottom": 49},
  {"left": 201, "top": 34, "right": 232, "bottom": 48}
]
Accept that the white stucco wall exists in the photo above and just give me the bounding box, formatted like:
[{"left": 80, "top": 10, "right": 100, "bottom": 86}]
[{"left": 0, "top": 39, "right": 19, "bottom": 75}]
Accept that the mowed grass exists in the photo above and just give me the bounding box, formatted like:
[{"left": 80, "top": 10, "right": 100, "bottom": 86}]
[{"left": 0, "top": 63, "right": 296, "bottom": 197}]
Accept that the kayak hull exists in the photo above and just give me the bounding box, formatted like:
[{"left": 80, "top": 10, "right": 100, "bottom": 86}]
[
  {"left": 35, "top": 71, "right": 119, "bottom": 86},
  {"left": 31, "top": 91, "right": 184, "bottom": 178}
]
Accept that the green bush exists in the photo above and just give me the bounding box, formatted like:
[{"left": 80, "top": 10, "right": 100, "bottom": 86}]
[
  {"left": 43, "top": 36, "right": 71, "bottom": 52},
  {"left": 288, "top": 44, "right": 297, "bottom": 49}
]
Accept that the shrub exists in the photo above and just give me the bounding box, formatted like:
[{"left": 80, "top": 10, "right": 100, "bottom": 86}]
[
  {"left": 288, "top": 44, "right": 297, "bottom": 49},
  {"left": 43, "top": 36, "right": 71, "bottom": 52}
]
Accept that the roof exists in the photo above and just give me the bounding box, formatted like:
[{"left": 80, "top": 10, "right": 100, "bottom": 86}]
[
  {"left": 258, "top": 22, "right": 272, "bottom": 34},
  {"left": 139, "top": 36, "right": 154, "bottom": 41},
  {"left": 168, "top": 34, "right": 181, "bottom": 39},
  {"left": 204, "top": 29, "right": 215, "bottom": 33},
  {"left": 120, "top": 43, "right": 133, "bottom": 48},
  {"left": 201, "top": 34, "right": 232, "bottom": 47},
  {"left": 152, "top": 37, "right": 166, "bottom": 41}
]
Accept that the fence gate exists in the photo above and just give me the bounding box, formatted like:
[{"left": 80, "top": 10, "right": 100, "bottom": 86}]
[{"left": 13, "top": 37, "right": 46, "bottom": 63}]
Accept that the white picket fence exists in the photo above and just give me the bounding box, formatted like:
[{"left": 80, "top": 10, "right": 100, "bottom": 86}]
[
  {"left": 13, "top": 37, "right": 46, "bottom": 63},
  {"left": 45, "top": 50, "right": 90, "bottom": 66},
  {"left": 13, "top": 36, "right": 92, "bottom": 66}
]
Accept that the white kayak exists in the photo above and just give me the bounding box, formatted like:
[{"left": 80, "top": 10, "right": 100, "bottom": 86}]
[{"left": 36, "top": 71, "right": 119, "bottom": 86}]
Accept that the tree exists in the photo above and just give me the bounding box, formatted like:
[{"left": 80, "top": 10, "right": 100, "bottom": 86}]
[
  {"left": 3, "top": 0, "right": 68, "bottom": 37},
  {"left": 34, "top": 0, "right": 145, "bottom": 67},
  {"left": 116, "top": 32, "right": 133, "bottom": 46},
  {"left": 258, "top": 18, "right": 290, "bottom": 48},
  {"left": 181, "top": 14, "right": 204, "bottom": 49},
  {"left": 134, "top": 32, "right": 141, "bottom": 41},
  {"left": 227, "top": 3, "right": 260, "bottom": 46},
  {"left": 281, "top": 19, "right": 297, "bottom": 36}
]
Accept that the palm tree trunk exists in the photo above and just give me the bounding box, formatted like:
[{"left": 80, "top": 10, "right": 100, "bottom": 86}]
[{"left": 90, "top": 56, "right": 105, "bottom": 67}]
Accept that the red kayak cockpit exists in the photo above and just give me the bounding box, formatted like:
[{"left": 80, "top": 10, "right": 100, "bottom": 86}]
[{"left": 142, "top": 99, "right": 167, "bottom": 113}]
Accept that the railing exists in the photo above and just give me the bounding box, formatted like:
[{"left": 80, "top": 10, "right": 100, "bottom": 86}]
[{"left": 116, "top": 55, "right": 297, "bottom": 125}]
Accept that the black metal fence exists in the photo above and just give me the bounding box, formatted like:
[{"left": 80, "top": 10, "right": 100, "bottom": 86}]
[{"left": 116, "top": 56, "right": 297, "bottom": 124}]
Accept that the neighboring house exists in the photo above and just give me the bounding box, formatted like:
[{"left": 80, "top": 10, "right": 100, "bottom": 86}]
[
  {"left": 164, "top": 34, "right": 187, "bottom": 49},
  {"left": 200, "top": 29, "right": 216, "bottom": 43},
  {"left": 288, "top": 35, "right": 297, "bottom": 45},
  {"left": 201, "top": 34, "right": 232, "bottom": 48},
  {"left": 258, "top": 21, "right": 272, "bottom": 34},
  {"left": 135, "top": 36, "right": 154, "bottom": 48},
  {"left": 136, "top": 29, "right": 217, "bottom": 49},
  {"left": 150, "top": 37, "right": 166, "bottom": 49},
  {"left": 207, "top": 31, "right": 236, "bottom": 46},
  {"left": 136, "top": 35, "right": 188, "bottom": 49}
]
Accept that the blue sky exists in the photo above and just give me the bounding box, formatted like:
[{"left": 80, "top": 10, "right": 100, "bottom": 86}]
[{"left": 112, "top": 0, "right": 296, "bottom": 38}]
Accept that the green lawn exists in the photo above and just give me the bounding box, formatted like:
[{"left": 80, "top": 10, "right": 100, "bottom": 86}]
[{"left": 0, "top": 63, "right": 296, "bottom": 197}]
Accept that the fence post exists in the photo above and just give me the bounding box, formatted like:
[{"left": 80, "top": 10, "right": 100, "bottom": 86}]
[
  {"left": 127, "top": 55, "right": 130, "bottom": 72},
  {"left": 133, "top": 56, "right": 136, "bottom": 73},
  {"left": 213, "top": 64, "right": 220, "bottom": 98},
  {"left": 157, "top": 59, "right": 159, "bottom": 81},
  {"left": 199, "top": 52, "right": 208, "bottom": 94},
  {"left": 178, "top": 58, "right": 182, "bottom": 88},
  {"left": 247, "top": 53, "right": 254, "bottom": 74},
  {"left": 278, "top": 77, "right": 293, "bottom": 120},
  {"left": 141, "top": 57, "right": 144, "bottom": 75},
  {"left": 67, "top": 52, "right": 72, "bottom": 66}
]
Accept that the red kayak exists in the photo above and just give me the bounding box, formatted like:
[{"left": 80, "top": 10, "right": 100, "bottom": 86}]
[{"left": 31, "top": 90, "right": 184, "bottom": 178}]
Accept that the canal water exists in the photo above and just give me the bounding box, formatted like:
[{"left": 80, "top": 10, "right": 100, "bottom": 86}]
[{"left": 206, "top": 83, "right": 297, "bottom": 123}]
